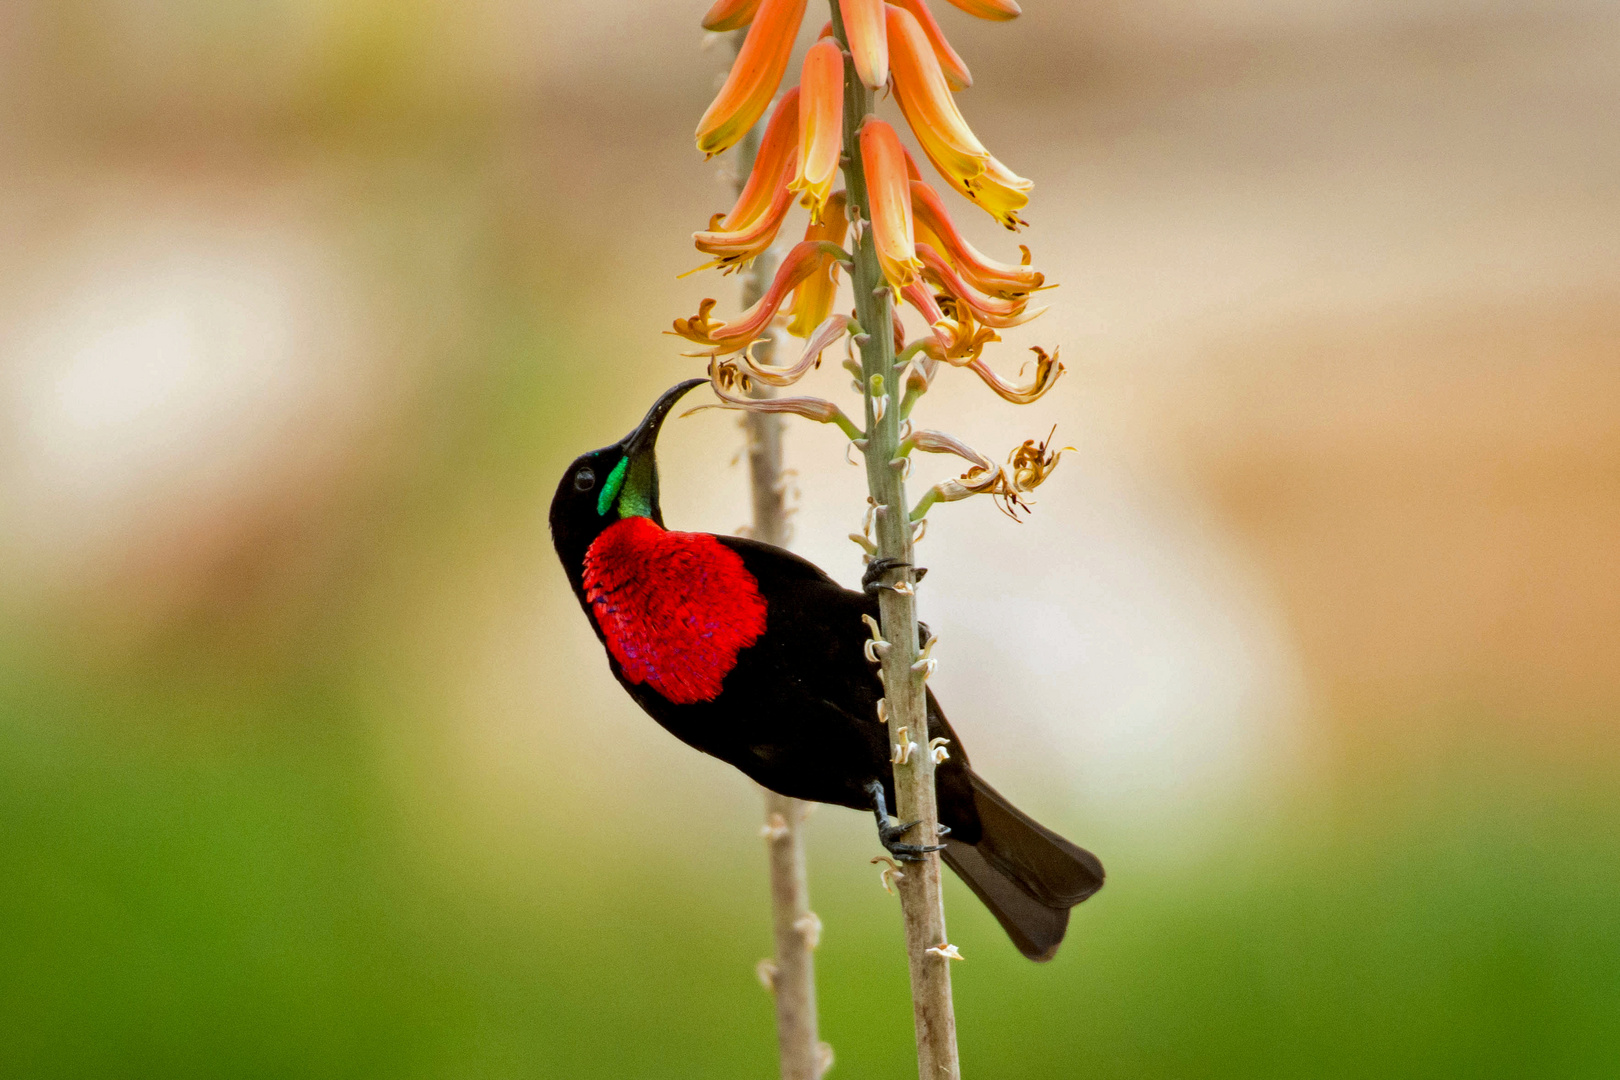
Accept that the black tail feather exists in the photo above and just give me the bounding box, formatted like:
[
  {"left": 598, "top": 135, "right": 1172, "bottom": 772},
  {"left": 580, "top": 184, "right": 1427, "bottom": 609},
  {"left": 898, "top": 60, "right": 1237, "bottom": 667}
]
[{"left": 942, "top": 771, "right": 1104, "bottom": 961}]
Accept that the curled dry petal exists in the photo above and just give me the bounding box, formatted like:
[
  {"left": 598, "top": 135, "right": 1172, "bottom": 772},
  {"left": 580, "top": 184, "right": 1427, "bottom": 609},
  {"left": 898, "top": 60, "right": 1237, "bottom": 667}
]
[
  {"left": 860, "top": 119, "right": 924, "bottom": 290},
  {"left": 695, "top": 0, "right": 809, "bottom": 158},
  {"left": 940, "top": 0, "right": 1021, "bottom": 20},
  {"left": 693, "top": 358, "right": 864, "bottom": 439},
  {"left": 742, "top": 314, "right": 852, "bottom": 386},
  {"left": 913, "top": 425, "right": 1066, "bottom": 522},
  {"left": 839, "top": 0, "right": 889, "bottom": 89},
  {"left": 1007, "top": 425, "right": 1073, "bottom": 493},
  {"left": 910, "top": 180, "right": 1043, "bottom": 297},
  {"left": 672, "top": 240, "right": 826, "bottom": 351},
  {"left": 792, "top": 42, "right": 844, "bottom": 220},
  {"left": 786, "top": 191, "right": 848, "bottom": 336},
  {"left": 911, "top": 428, "right": 995, "bottom": 471},
  {"left": 702, "top": 0, "right": 762, "bottom": 32},
  {"left": 890, "top": 0, "right": 971, "bottom": 90},
  {"left": 967, "top": 345, "right": 1064, "bottom": 404},
  {"left": 901, "top": 284, "right": 1000, "bottom": 360}
]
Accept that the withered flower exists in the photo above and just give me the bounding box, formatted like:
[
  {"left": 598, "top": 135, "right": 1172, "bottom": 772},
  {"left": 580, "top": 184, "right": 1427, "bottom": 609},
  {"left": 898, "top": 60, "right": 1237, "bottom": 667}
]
[
  {"left": 692, "top": 357, "right": 864, "bottom": 440},
  {"left": 965, "top": 345, "right": 1064, "bottom": 404}
]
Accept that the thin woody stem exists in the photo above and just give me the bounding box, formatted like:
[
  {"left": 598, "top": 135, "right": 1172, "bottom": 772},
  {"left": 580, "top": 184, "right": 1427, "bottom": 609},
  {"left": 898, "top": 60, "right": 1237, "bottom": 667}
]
[
  {"left": 828, "top": 5, "right": 962, "bottom": 1079},
  {"left": 730, "top": 30, "right": 826, "bottom": 1080}
]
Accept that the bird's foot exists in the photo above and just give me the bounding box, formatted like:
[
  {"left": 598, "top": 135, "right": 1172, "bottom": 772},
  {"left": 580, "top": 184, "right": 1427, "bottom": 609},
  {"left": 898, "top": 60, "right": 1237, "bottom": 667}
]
[
  {"left": 867, "top": 780, "right": 945, "bottom": 863},
  {"left": 862, "top": 558, "right": 927, "bottom": 595}
]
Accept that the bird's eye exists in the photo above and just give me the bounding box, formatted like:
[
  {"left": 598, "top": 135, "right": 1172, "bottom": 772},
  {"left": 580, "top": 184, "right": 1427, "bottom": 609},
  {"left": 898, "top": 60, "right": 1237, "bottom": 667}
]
[{"left": 573, "top": 467, "right": 596, "bottom": 492}]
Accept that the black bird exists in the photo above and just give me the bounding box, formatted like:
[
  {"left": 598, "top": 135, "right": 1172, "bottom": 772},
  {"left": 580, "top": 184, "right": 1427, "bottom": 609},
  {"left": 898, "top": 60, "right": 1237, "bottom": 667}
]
[{"left": 550, "top": 379, "right": 1103, "bottom": 960}]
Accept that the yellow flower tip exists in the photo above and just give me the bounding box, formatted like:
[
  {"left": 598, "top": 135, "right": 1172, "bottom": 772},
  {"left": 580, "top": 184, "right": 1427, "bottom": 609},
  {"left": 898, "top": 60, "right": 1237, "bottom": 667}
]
[
  {"left": 891, "top": 0, "right": 972, "bottom": 90},
  {"left": 672, "top": 298, "right": 725, "bottom": 345},
  {"left": 839, "top": 0, "right": 889, "bottom": 89},
  {"left": 702, "top": 0, "right": 762, "bottom": 32},
  {"left": 860, "top": 118, "right": 925, "bottom": 291},
  {"left": 791, "top": 40, "right": 845, "bottom": 221},
  {"left": 695, "top": 0, "right": 809, "bottom": 158},
  {"left": 941, "top": 0, "right": 1021, "bottom": 20}
]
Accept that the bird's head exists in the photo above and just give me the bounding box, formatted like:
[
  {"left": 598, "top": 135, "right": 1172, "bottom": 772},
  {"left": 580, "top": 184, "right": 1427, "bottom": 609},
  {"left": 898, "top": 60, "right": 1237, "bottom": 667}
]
[{"left": 549, "top": 378, "right": 706, "bottom": 571}]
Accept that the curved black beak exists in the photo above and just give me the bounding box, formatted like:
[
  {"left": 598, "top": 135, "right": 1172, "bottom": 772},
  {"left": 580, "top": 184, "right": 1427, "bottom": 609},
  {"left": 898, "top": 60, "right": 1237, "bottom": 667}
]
[{"left": 619, "top": 378, "right": 707, "bottom": 458}]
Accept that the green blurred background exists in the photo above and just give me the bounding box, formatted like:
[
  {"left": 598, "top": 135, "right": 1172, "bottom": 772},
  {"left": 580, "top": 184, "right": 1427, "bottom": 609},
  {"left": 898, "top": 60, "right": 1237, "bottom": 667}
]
[{"left": 2, "top": 1, "right": 1617, "bottom": 1076}]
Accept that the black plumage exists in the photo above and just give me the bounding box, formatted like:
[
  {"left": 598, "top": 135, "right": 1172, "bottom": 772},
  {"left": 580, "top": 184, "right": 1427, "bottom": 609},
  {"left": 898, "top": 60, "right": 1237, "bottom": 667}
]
[{"left": 551, "top": 380, "right": 1103, "bottom": 959}]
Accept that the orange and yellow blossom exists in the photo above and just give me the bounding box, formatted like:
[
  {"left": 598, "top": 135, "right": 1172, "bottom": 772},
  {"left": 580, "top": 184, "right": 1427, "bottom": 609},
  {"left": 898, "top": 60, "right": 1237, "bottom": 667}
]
[
  {"left": 791, "top": 41, "right": 845, "bottom": 220},
  {"left": 910, "top": 179, "right": 1043, "bottom": 298},
  {"left": 940, "top": 0, "right": 1020, "bottom": 20},
  {"left": 692, "top": 90, "right": 799, "bottom": 272},
  {"left": 886, "top": 3, "right": 1032, "bottom": 229},
  {"left": 786, "top": 192, "right": 849, "bottom": 337},
  {"left": 890, "top": 0, "right": 972, "bottom": 90},
  {"left": 702, "top": 0, "right": 762, "bottom": 32},
  {"left": 839, "top": 0, "right": 889, "bottom": 89},
  {"left": 695, "top": 0, "right": 808, "bottom": 158},
  {"left": 673, "top": 240, "right": 827, "bottom": 352},
  {"left": 859, "top": 118, "right": 924, "bottom": 290}
]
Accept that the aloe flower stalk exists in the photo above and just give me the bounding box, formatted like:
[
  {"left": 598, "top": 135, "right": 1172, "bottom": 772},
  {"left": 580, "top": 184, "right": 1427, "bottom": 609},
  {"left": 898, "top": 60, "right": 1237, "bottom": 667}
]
[{"left": 673, "top": 1, "right": 1082, "bottom": 1073}]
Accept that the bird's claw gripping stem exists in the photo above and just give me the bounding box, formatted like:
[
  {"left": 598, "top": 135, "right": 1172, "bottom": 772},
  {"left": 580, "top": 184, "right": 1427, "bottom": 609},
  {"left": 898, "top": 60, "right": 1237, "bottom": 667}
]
[
  {"left": 862, "top": 557, "right": 928, "bottom": 595},
  {"left": 866, "top": 780, "right": 945, "bottom": 863}
]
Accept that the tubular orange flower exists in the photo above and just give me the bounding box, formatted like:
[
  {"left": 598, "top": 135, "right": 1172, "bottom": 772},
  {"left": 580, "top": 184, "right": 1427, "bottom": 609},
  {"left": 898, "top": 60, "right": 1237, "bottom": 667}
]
[
  {"left": 859, "top": 118, "right": 924, "bottom": 290},
  {"left": 940, "top": 0, "right": 1020, "bottom": 20},
  {"left": 839, "top": 0, "right": 889, "bottom": 89},
  {"left": 791, "top": 41, "right": 845, "bottom": 220},
  {"left": 786, "top": 191, "right": 848, "bottom": 337},
  {"left": 691, "top": 91, "right": 799, "bottom": 271},
  {"left": 695, "top": 0, "right": 808, "bottom": 158},
  {"left": 692, "top": 173, "right": 796, "bottom": 272},
  {"left": 887, "top": 4, "right": 1033, "bottom": 229},
  {"left": 673, "top": 240, "right": 827, "bottom": 351},
  {"left": 910, "top": 179, "right": 1043, "bottom": 297},
  {"left": 702, "top": 0, "right": 761, "bottom": 32},
  {"left": 890, "top": 0, "right": 971, "bottom": 90},
  {"left": 721, "top": 89, "right": 799, "bottom": 233}
]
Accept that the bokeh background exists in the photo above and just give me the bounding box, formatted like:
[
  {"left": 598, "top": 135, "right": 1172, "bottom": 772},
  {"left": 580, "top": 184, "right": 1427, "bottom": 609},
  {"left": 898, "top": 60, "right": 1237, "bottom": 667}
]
[{"left": 2, "top": 0, "right": 1617, "bottom": 1076}]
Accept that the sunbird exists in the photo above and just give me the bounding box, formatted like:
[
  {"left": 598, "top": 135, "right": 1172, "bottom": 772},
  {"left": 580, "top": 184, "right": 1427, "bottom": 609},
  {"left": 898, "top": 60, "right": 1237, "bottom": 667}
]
[{"left": 550, "top": 380, "right": 1103, "bottom": 960}]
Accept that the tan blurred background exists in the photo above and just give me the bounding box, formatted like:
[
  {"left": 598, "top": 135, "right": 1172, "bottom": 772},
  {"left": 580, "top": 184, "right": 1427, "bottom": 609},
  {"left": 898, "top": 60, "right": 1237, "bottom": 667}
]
[{"left": 2, "top": 1, "right": 1617, "bottom": 1076}]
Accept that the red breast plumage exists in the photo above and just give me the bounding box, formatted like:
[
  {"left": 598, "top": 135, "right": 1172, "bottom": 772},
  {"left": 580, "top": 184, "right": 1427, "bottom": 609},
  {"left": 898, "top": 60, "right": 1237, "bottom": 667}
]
[{"left": 582, "top": 516, "right": 768, "bottom": 705}]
